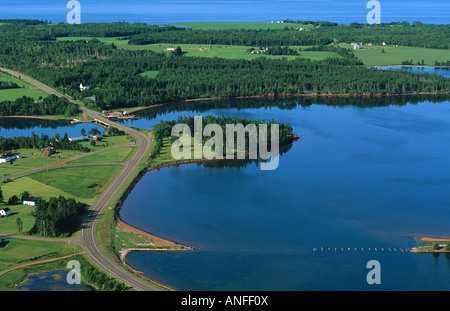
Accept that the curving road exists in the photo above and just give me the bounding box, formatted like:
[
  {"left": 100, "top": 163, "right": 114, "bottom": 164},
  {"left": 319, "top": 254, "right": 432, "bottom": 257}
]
[{"left": 0, "top": 67, "right": 158, "bottom": 291}]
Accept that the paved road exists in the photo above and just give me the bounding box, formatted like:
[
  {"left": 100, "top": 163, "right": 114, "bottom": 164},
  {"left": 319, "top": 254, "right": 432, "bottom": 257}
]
[{"left": 0, "top": 67, "right": 157, "bottom": 291}]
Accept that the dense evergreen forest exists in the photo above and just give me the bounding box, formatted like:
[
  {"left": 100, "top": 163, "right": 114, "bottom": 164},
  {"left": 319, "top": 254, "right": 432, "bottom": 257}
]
[
  {"left": 0, "top": 20, "right": 448, "bottom": 112},
  {"left": 0, "top": 95, "right": 80, "bottom": 116},
  {"left": 28, "top": 196, "right": 88, "bottom": 237}
]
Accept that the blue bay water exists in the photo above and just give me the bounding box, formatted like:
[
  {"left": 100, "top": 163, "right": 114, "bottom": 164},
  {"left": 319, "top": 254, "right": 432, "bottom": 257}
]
[
  {"left": 0, "top": 0, "right": 449, "bottom": 24},
  {"left": 117, "top": 94, "right": 450, "bottom": 290}
]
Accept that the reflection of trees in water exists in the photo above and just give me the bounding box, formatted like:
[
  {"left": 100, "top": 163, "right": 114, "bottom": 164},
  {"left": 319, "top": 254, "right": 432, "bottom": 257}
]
[
  {"left": 199, "top": 143, "right": 293, "bottom": 170},
  {"left": 136, "top": 95, "right": 450, "bottom": 121},
  {"left": 0, "top": 118, "right": 71, "bottom": 130}
]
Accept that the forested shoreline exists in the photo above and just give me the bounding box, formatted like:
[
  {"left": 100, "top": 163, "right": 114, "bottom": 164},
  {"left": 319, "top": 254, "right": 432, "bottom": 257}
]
[{"left": 0, "top": 20, "right": 448, "bottom": 112}]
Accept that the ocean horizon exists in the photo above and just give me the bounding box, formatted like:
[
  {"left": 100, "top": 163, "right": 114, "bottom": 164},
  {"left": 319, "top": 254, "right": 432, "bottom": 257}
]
[{"left": 0, "top": 0, "right": 449, "bottom": 25}]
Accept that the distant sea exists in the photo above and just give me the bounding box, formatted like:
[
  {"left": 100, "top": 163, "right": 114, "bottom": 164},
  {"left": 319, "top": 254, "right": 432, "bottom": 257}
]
[{"left": 0, "top": 0, "right": 448, "bottom": 25}]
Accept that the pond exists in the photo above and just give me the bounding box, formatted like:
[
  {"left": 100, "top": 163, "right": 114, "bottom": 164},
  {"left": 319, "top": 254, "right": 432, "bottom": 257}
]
[{"left": 16, "top": 270, "right": 94, "bottom": 291}]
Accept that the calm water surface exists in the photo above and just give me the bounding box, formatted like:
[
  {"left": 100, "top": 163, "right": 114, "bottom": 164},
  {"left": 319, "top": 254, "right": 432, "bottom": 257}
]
[
  {"left": 119, "top": 94, "right": 450, "bottom": 290},
  {"left": 0, "top": 0, "right": 448, "bottom": 24},
  {"left": 0, "top": 118, "right": 104, "bottom": 139},
  {"left": 17, "top": 270, "right": 94, "bottom": 291}
]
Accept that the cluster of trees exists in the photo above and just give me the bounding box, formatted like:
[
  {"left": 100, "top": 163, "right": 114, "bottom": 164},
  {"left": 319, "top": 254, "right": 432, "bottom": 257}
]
[
  {"left": 0, "top": 95, "right": 79, "bottom": 116},
  {"left": 80, "top": 262, "right": 129, "bottom": 291},
  {"left": 264, "top": 46, "right": 299, "bottom": 56},
  {"left": 434, "top": 60, "right": 450, "bottom": 66},
  {"left": 127, "top": 28, "right": 334, "bottom": 47},
  {"left": 0, "top": 133, "right": 91, "bottom": 153},
  {"left": 0, "top": 81, "right": 19, "bottom": 89},
  {"left": 108, "top": 126, "right": 126, "bottom": 136},
  {"left": 151, "top": 115, "right": 294, "bottom": 159},
  {"left": 28, "top": 196, "right": 88, "bottom": 237}
]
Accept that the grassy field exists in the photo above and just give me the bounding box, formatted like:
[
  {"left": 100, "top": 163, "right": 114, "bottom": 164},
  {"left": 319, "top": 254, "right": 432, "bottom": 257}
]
[
  {"left": 0, "top": 239, "right": 83, "bottom": 291},
  {"left": 0, "top": 204, "right": 35, "bottom": 235},
  {"left": 2, "top": 165, "right": 124, "bottom": 204},
  {"left": 56, "top": 34, "right": 450, "bottom": 65},
  {"left": 65, "top": 146, "right": 136, "bottom": 164},
  {"left": 0, "top": 75, "right": 33, "bottom": 88},
  {"left": 124, "top": 43, "right": 340, "bottom": 61},
  {"left": 0, "top": 71, "right": 49, "bottom": 101},
  {"left": 1, "top": 176, "right": 89, "bottom": 204},
  {"left": 0, "top": 88, "right": 48, "bottom": 101},
  {"left": 57, "top": 37, "right": 340, "bottom": 61},
  {"left": 25, "top": 165, "right": 124, "bottom": 202},
  {"left": 0, "top": 238, "right": 81, "bottom": 272},
  {"left": 0, "top": 148, "right": 84, "bottom": 178},
  {"left": 347, "top": 44, "right": 450, "bottom": 66}
]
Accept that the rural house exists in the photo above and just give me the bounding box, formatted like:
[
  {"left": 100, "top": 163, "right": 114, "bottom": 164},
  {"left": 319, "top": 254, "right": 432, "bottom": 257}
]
[
  {"left": 22, "top": 196, "right": 38, "bottom": 206},
  {"left": 0, "top": 208, "right": 11, "bottom": 217},
  {"left": 42, "top": 147, "right": 56, "bottom": 156},
  {"left": 0, "top": 153, "right": 22, "bottom": 163}
]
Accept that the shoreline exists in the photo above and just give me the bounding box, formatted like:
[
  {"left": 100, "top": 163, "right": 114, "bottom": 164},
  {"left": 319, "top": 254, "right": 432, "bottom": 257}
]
[
  {"left": 114, "top": 140, "right": 298, "bottom": 286},
  {"left": 126, "top": 91, "right": 450, "bottom": 115}
]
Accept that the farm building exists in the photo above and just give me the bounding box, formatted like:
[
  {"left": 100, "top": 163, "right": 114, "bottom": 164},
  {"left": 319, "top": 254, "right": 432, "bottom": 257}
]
[
  {"left": 0, "top": 153, "right": 22, "bottom": 163},
  {"left": 69, "top": 136, "right": 89, "bottom": 143},
  {"left": 80, "top": 83, "right": 90, "bottom": 91},
  {"left": 22, "top": 196, "right": 38, "bottom": 206},
  {"left": 0, "top": 208, "right": 11, "bottom": 217},
  {"left": 42, "top": 147, "right": 56, "bottom": 156}
]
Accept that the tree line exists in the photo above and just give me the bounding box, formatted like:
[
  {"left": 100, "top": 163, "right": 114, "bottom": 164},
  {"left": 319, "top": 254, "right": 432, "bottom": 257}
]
[
  {"left": 0, "top": 132, "right": 91, "bottom": 153},
  {"left": 0, "top": 95, "right": 80, "bottom": 116},
  {"left": 151, "top": 115, "right": 294, "bottom": 159}
]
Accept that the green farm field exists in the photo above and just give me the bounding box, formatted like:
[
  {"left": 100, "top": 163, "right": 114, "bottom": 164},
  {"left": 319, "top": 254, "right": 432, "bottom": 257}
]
[
  {"left": 1, "top": 165, "right": 124, "bottom": 204},
  {"left": 26, "top": 165, "right": 124, "bottom": 202},
  {"left": 346, "top": 44, "right": 450, "bottom": 66},
  {"left": 0, "top": 204, "right": 36, "bottom": 235},
  {"left": 0, "top": 71, "right": 48, "bottom": 101},
  {"left": 56, "top": 37, "right": 341, "bottom": 61},
  {"left": 0, "top": 148, "right": 83, "bottom": 178},
  {"left": 0, "top": 88, "right": 48, "bottom": 102},
  {"left": 0, "top": 238, "right": 81, "bottom": 273},
  {"left": 65, "top": 146, "right": 136, "bottom": 164}
]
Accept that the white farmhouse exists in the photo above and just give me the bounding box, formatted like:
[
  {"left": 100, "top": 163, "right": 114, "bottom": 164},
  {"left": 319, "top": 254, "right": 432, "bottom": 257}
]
[
  {"left": 22, "top": 196, "right": 38, "bottom": 206},
  {"left": 0, "top": 208, "right": 11, "bottom": 217},
  {"left": 80, "top": 83, "right": 90, "bottom": 91}
]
